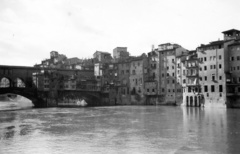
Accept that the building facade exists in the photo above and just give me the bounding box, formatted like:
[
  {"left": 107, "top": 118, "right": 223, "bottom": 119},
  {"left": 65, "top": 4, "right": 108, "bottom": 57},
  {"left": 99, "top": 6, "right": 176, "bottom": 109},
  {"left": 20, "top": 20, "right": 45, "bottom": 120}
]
[
  {"left": 158, "top": 43, "right": 187, "bottom": 105},
  {"left": 129, "top": 54, "right": 148, "bottom": 105}
]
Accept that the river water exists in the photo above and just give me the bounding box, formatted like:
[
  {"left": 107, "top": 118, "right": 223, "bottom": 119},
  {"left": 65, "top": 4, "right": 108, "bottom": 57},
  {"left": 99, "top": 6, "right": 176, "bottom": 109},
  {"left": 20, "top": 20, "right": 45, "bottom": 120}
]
[{"left": 1, "top": 104, "right": 240, "bottom": 154}]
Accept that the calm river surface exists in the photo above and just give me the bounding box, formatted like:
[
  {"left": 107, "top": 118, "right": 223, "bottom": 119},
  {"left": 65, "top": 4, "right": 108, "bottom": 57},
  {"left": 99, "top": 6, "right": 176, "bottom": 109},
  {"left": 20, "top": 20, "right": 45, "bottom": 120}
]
[{"left": 1, "top": 104, "right": 240, "bottom": 154}]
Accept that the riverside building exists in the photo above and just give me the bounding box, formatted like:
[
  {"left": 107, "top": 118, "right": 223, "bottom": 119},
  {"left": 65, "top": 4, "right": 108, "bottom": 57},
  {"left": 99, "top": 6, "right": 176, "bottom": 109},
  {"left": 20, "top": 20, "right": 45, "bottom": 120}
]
[{"left": 158, "top": 43, "right": 187, "bottom": 105}]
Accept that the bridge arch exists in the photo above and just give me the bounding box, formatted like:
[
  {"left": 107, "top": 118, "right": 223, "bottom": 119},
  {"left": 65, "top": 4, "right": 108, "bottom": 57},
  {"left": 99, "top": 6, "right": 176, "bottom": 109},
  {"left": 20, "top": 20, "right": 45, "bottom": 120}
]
[
  {"left": 0, "top": 77, "right": 12, "bottom": 87},
  {"left": 0, "top": 87, "right": 46, "bottom": 107},
  {"left": 13, "top": 78, "right": 26, "bottom": 88}
]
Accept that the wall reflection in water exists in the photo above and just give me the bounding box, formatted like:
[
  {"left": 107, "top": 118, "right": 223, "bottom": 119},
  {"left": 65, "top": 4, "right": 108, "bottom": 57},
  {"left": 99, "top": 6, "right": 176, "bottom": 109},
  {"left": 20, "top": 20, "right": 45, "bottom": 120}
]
[{"left": 182, "top": 107, "right": 228, "bottom": 153}]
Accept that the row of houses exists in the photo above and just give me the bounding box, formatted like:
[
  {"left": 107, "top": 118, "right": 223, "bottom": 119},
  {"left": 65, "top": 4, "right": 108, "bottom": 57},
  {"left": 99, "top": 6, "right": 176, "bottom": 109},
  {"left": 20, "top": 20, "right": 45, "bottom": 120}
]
[{"left": 35, "top": 29, "right": 240, "bottom": 108}]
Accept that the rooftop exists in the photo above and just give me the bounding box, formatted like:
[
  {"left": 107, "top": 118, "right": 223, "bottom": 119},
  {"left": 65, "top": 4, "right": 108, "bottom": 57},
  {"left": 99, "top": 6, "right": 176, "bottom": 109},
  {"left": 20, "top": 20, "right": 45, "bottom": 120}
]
[
  {"left": 222, "top": 29, "right": 240, "bottom": 34},
  {"left": 95, "top": 51, "right": 111, "bottom": 55}
]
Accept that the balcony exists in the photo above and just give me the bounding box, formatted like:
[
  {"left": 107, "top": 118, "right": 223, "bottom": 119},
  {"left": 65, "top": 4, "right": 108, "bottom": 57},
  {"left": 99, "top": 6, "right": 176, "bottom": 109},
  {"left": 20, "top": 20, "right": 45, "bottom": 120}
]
[
  {"left": 186, "top": 65, "right": 198, "bottom": 69},
  {"left": 147, "top": 76, "right": 156, "bottom": 81},
  {"left": 186, "top": 84, "right": 200, "bottom": 87},
  {"left": 186, "top": 73, "right": 198, "bottom": 77},
  {"left": 145, "top": 92, "right": 157, "bottom": 95}
]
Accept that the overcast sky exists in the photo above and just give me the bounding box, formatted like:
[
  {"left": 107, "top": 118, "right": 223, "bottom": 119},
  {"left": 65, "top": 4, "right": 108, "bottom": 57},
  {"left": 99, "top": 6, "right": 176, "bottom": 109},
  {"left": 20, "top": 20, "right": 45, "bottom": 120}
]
[{"left": 0, "top": 0, "right": 239, "bottom": 66}]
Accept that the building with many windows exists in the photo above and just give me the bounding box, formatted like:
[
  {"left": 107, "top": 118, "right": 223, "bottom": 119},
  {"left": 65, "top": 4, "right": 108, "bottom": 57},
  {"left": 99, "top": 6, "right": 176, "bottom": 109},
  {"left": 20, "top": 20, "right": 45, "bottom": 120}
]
[
  {"left": 158, "top": 43, "right": 187, "bottom": 105},
  {"left": 116, "top": 60, "right": 131, "bottom": 105},
  {"left": 181, "top": 50, "right": 202, "bottom": 107},
  {"left": 197, "top": 40, "right": 226, "bottom": 107},
  {"left": 129, "top": 54, "right": 148, "bottom": 105},
  {"left": 145, "top": 49, "right": 160, "bottom": 105}
]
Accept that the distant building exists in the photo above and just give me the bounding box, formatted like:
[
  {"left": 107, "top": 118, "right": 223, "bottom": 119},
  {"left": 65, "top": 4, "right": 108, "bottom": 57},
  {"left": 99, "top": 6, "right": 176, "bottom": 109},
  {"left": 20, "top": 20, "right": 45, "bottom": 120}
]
[
  {"left": 113, "top": 47, "right": 129, "bottom": 60},
  {"left": 93, "top": 51, "right": 112, "bottom": 63}
]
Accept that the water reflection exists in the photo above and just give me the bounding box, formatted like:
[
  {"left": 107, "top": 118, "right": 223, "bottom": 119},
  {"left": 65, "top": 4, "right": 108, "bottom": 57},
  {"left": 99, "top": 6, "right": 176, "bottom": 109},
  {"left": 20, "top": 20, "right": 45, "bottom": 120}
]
[{"left": 0, "top": 106, "right": 240, "bottom": 153}]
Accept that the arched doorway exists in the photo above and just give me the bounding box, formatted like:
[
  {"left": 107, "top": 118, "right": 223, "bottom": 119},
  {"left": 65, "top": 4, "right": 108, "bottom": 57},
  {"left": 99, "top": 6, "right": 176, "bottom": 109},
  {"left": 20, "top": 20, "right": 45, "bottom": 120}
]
[
  {"left": 194, "top": 96, "right": 198, "bottom": 107},
  {"left": 190, "top": 96, "right": 193, "bottom": 107},
  {"left": 198, "top": 96, "right": 201, "bottom": 107}
]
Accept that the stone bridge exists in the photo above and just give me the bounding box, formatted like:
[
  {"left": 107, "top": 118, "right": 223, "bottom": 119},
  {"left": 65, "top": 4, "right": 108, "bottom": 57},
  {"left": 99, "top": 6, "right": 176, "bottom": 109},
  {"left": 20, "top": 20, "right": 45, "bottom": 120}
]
[{"left": 0, "top": 65, "right": 101, "bottom": 107}]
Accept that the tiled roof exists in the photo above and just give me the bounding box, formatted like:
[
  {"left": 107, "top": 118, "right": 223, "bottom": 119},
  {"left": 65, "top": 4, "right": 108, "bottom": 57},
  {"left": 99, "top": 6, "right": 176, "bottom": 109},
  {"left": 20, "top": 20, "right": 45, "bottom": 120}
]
[{"left": 222, "top": 29, "right": 240, "bottom": 34}]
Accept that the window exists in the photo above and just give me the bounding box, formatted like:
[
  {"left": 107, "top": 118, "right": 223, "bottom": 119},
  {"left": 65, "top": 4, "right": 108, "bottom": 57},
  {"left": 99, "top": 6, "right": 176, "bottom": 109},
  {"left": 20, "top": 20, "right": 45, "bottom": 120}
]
[
  {"left": 238, "top": 66, "right": 240, "bottom": 70},
  {"left": 172, "top": 59, "right": 175, "bottom": 63},
  {"left": 219, "top": 55, "right": 222, "bottom": 59},
  {"left": 200, "top": 67, "right": 202, "bottom": 71},
  {"left": 152, "top": 89, "right": 155, "bottom": 92},
  {"left": 219, "top": 76, "right": 222, "bottom": 80},
  {"left": 183, "top": 70, "right": 185, "bottom": 75},
  {"left": 173, "top": 89, "right": 175, "bottom": 92},
  {"left": 167, "top": 73, "right": 169, "bottom": 77},
  {"left": 219, "top": 64, "right": 222, "bottom": 69},
  {"left": 199, "top": 77, "right": 202, "bottom": 81},
  {"left": 210, "top": 56, "right": 212, "bottom": 60},
  {"left": 205, "top": 76, "right": 207, "bottom": 81},
  {"left": 212, "top": 74, "right": 215, "bottom": 81},
  {"left": 237, "top": 56, "right": 240, "bottom": 60},
  {"left": 219, "top": 85, "right": 223, "bottom": 92},
  {"left": 168, "top": 89, "right": 170, "bottom": 92},
  {"left": 172, "top": 80, "right": 175, "bottom": 83},
  {"left": 204, "top": 66, "right": 207, "bottom": 70},
  {"left": 162, "top": 73, "right": 164, "bottom": 77},
  {"left": 167, "top": 80, "right": 169, "bottom": 84},
  {"left": 214, "top": 65, "right": 216, "bottom": 69},
  {"left": 239, "top": 77, "right": 240, "bottom": 83},
  {"left": 172, "top": 66, "right": 174, "bottom": 69},
  {"left": 207, "top": 93, "right": 209, "bottom": 97},
  {"left": 147, "top": 89, "right": 149, "bottom": 92},
  {"left": 167, "top": 66, "right": 169, "bottom": 70},
  {"left": 162, "top": 88, "right": 165, "bottom": 92},
  {"left": 183, "top": 79, "right": 186, "bottom": 83},
  {"left": 195, "top": 87, "right": 198, "bottom": 92},
  {"left": 172, "top": 73, "right": 175, "bottom": 77},
  {"left": 204, "top": 57, "right": 207, "bottom": 61},
  {"left": 211, "top": 85, "right": 215, "bottom": 92},
  {"left": 231, "top": 57, "right": 234, "bottom": 61},
  {"left": 204, "top": 85, "right": 208, "bottom": 92},
  {"left": 210, "top": 65, "right": 213, "bottom": 69},
  {"left": 188, "top": 87, "right": 191, "bottom": 92}
]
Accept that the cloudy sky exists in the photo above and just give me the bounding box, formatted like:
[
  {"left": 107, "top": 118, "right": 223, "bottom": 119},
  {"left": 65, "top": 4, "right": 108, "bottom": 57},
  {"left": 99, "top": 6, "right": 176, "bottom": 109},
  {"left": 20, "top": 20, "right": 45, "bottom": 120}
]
[{"left": 0, "top": 0, "right": 239, "bottom": 66}]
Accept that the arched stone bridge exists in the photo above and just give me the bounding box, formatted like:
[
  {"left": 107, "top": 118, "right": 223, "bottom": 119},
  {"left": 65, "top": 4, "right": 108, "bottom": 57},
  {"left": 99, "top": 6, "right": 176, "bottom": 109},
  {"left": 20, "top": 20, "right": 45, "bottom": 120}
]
[{"left": 0, "top": 65, "right": 101, "bottom": 107}]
